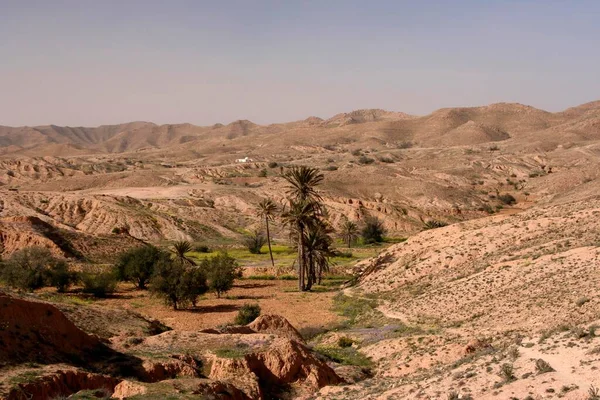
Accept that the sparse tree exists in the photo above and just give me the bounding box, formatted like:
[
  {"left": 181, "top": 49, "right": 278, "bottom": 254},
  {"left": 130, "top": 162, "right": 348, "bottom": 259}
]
[{"left": 257, "top": 198, "right": 278, "bottom": 266}]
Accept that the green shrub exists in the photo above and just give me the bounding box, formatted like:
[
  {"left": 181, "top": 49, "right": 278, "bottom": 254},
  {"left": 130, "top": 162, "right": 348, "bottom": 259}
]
[
  {"left": 200, "top": 252, "right": 241, "bottom": 298},
  {"left": 235, "top": 303, "right": 261, "bottom": 325},
  {"left": 361, "top": 217, "right": 386, "bottom": 244},
  {"left": 332, "top": 293, "right": 377, "bottom": 325},
  {"left": 244, "top": 231, "right": 266, "bottom": 254},
  {"left": 422, "top": 219, "right": 448, "bottom": 230},
  {"left": 215, "top": 343, "right": 251, "bottom": 358},
  {"left": 258, "top": 169, "right": 268, "bottom": 177},
  {"left": 194, "top": 244, "right": 210, "bottom": 253},
  {"left": 49, "top": 261, "right": 79, "bottom": 293},
  {"left": 315, "top": 346, "right": 373, "bottom": 368},
  {"left": 114, "top": 245, "right": 166, "bottom": 289},
  {"left": 0, "top": 247, "right": 61, "bottom": 291},
  {"left": 499, "top": 363, "right": 515, "bottom": 382},
  {"left": 480, "top": 203, "right": 495, "bottom": 214},
  {"left": 81, "top": 271, "right": 117, "bottom": 298},
  {"left": 150, "top": 258, "right": 207, "bottom": 310},
  {"left": 498, "top": 193, "right": 517, "bottom": 205},
  {"left": 357, "top": 155, "right": 375, "bottom": 165},
  {"left": 338, "top": 336, "right": 353, "bottom": 348}
]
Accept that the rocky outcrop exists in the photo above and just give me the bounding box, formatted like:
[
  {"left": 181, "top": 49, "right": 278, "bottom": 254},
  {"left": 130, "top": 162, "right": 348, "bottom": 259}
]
[
  {"left": 210, "top": 358, "right": 263, "bottom": 399},
  {"left": 210, "top": 337, "right": 343, "bottom": 399},
  {"left": 248, "top": 314, "right": 305, "bottom": 343},
  {"left": 194, "top": 380, "right": 252, "bottom": 400},
  {"left": 140, "top": 355, "right": 201, "bottom": 381},
  {"left": 202, "top": 315, "right": 305, "bottom": 343},
  {"left": 4, "top": 370, "right": 119, "bottom": 400},
  {"left": 111, "top": 380, "right": 147, "bottom": 399}
]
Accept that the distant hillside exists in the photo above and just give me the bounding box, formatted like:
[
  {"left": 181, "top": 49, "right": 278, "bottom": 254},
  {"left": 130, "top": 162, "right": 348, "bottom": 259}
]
[{"left": 1, "top": 101, "right": 599, "bottom": 156}]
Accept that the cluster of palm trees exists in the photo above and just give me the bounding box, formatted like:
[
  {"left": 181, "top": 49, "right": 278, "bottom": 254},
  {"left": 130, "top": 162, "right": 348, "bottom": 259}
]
[{"left": 257, "top": 166, "right": 337, "bottom": 291}]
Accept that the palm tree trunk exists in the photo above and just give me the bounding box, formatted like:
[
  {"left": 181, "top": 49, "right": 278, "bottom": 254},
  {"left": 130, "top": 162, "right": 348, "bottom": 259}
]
[
  {"left": 298, "top": 226, "right": 305, "bottom": 291},
  {"left": 305, "top": 253, "right": 314, "bottom": 291},
  {"left": 266, "top": 218, "right": 275, "bottom": 268}
]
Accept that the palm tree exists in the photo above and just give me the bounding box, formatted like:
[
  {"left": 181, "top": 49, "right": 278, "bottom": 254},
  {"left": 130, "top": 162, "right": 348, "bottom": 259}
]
[
  {"left": 257, "top": 198, "right": 277, "bottom": 267},
  {"left": 283, "top": 166, "right": 324, "bottom": 202},
  {"left": 281, "top": 200, "right": 318, "bottom": 291},
  {"left": 340, "top": 220, "right": 359, "bottom": 248},
  {"left": 304, "top": 221, "right": 335, "bottom": 288},
  {"left": 171, "top": 240, "right": 196, "bottom": 266}
]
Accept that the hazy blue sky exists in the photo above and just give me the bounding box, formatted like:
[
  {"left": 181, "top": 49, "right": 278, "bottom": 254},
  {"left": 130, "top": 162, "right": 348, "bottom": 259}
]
[{"left": 1, "top": 0, "right": 599, "bottom": 126}]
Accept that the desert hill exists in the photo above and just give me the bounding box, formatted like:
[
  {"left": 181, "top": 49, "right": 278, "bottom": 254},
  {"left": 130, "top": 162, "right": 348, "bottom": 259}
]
[{"left": 1, "top": 101, "right": 599, "bottom": 157}]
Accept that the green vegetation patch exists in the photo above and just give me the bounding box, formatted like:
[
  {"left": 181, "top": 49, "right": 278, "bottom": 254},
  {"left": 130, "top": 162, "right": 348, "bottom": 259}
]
[
  {"left": 214, "top": 343, "right": 252, "bottom": 359},
  {"left": 315, "top": 346, "right": 373, "bottom": 368},
  {"left": 332, "top": 293, "right": 378, "bottom": 325}
]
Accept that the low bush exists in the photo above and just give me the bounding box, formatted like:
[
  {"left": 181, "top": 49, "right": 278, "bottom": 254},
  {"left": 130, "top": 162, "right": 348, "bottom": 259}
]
[
  {"left": 194, "top": 244, "right": 210, "bottom": 253},
  {"left": 338, "top": 336, "right": 354, "bottom": 348},
  {"left": 49, "top": 261, "right": 79, "bottom": 293},
  {"left": 81, "top": 271, "right": 117, "bottom": 298},
  {"left": 315, "top": 346, "right": 373, "bottom": 368},
  {"left": 361, "top": 217, "right": 386, "bottom": 244},
  {"left": 498, "top": 193, "right": 517, "bottom": 205},
  {"left": 499, "top": 363, "right": 515, "bottom": 382},
  {"left": 235, "top": 303, "right": 261, "bottom": 325},
  {"left": 215, "top": 343, "right": 251, "bottom": 359},
  {"left": 267, "top": 162, "right": 278, "bottom": 168},
  {"left": 244, "top": 231, "right": 266, "bottom": 254},
  {"left": 332, "top": 293, "right": 377, "bottom": 325},
  {"left": 422, "top": 219, "right": 449, "bottom": 230},
  {"left": 357, "top": 155, "right": 375, "bottom": 165}
]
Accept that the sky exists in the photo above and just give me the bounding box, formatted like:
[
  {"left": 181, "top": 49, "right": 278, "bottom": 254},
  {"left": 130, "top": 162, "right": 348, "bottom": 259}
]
[{"left": 0, "top": 0, "right": 599, "bottom": 127}]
